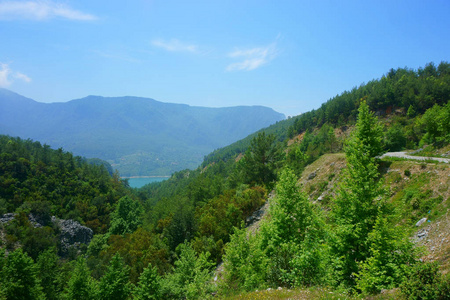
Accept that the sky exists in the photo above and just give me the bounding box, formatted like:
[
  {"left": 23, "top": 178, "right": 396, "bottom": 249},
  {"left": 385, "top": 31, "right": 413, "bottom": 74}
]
[{"left": 0, "top": 0, "right": 449, "bottom": 117}]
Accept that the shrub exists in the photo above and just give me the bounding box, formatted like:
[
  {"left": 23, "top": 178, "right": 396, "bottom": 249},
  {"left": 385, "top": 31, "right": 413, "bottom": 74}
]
[{"left": 400, "top": 262, "right": 450, "bottom": 299}]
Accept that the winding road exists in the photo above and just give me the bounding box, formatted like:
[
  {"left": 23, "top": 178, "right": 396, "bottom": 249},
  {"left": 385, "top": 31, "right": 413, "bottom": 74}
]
[{"left": 380, "top": 152, "right": 450, "bottom": 163}]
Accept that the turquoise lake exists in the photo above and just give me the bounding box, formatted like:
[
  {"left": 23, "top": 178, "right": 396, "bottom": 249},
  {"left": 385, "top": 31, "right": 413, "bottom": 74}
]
[{"left": 124, "top": 177, "right": 168, "bottom": 188}]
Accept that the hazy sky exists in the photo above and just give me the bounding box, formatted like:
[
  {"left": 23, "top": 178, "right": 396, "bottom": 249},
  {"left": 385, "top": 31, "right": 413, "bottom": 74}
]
[{"left": 1, "top": 0, "right": 449, "bottom": 117}]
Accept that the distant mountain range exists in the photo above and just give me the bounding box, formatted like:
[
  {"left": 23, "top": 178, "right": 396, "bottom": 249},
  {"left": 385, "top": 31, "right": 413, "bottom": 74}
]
[{"left": 0, "top": 89, "right": 285, "bottom": 176}]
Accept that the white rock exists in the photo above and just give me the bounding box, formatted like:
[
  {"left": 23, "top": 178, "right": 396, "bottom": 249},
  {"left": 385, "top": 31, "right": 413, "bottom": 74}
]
[{"left": 416, "top": 217, "right": 427, "bottom": 227}]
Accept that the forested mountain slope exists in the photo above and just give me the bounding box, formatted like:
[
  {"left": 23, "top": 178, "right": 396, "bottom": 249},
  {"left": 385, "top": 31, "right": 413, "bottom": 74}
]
[
  {"left": 0, "top": 62, "right": 449, "bottom": 299},
  {"left": 204, "top": 62, "right": 450, "bottom": 166},
  {"left": 0, "top": 90, "right": 285, "bottom": 176}
]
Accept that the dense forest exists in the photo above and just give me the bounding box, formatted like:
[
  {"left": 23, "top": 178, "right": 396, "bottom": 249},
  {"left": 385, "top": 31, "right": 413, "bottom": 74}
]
[{"left": 0, "top": 62, "right": 449, "bottom": 299}]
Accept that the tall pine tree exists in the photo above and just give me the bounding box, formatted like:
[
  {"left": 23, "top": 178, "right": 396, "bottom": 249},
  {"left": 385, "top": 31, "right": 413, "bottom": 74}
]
[{"left": 330, "top": 101, "right": 386, "bottom": 288}]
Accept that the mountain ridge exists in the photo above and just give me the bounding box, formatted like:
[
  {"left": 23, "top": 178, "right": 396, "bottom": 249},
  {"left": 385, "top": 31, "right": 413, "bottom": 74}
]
[{"left": 0, "top": 89, "right": 285, "bottom": 176}]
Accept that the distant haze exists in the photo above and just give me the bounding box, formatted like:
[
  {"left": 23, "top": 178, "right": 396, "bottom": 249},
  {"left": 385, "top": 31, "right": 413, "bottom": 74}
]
[{"left": 0, "top": 88, "right": 285, "bottom": 176}]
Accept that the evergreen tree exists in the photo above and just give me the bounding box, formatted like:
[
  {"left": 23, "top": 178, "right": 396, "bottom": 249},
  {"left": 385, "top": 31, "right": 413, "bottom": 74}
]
[
  {"left": 98, "top": 254, "right": 132, "bottom": 300},
  {"left": 65, "top": 257, "right": 98, "bottom": 300},
  {"left": 221, "top": 227, "right": 268, "bottom": 292},
  {"left": 161, "top": 242, "right": 215, "bottom": 299},
  {"left": 133, "top": 264, "right": 161, "bottom": 300},
  {"left": 260, "top": 168, "right": 326, "bottom": 287},
  {"left": 355, "top": 213, "right": 415, "bottom": 294},
  {"left": 351, "top": 101, "right": 385, "bottom": 158},
  {"left": 0, "top": 248, "right": 45, "bottom": 300},
  {"left": 239, "top": 132, "right": 281, "bottom": 186},
  {"left": 330, "top": 101, "right": 386, "bottom": 288},
  {"left": 36, "top": 249, "right": 60, "bottom": 300},
  {"left": 109, "top": 196, "right": 144, "bottom": 236},
  {"left": 261, "top": 168, "right": 318, "bottom": 247}
]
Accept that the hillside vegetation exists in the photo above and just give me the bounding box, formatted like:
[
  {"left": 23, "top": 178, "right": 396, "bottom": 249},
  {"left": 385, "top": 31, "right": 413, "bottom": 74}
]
[
  {"left": 0, "top": 91, "right": 285, "bottom": 176},
  {"left": 0, "top": 62, "right": 449, "bottom": 299}
]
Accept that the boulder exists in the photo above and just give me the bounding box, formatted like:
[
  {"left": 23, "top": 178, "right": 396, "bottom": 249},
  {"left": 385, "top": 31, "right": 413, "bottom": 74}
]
[{"left": 308, "top": 171, "right": 316, "bottom": 180}]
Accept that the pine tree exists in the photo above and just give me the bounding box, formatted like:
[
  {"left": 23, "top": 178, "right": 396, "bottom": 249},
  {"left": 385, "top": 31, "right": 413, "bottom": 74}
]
[
  {"left": 36, "top": 249, "right": 60, "bottom": 300},
  {"left": 239, "top": 132, "right": 281, "bottom": 186},
  {"left": 260, "top": 168, "right": 326, "bottom": 287},
  {"left": 98, "top": 254, "right": 132, "bottom": 300},
  {"left": 134, "top": 264, "right": 161, "bottom": 300},
  {"left": 355, "top": 213, "right": 415, "bottom": 294},
  {"left": 330, "top": 101, "right": 386, "bottom": 288},
  {"left": 109, "top": 196, "right": 144, "bottom": 236},
  {"left": 0, "top": 248, "right": 45, "bottom": 300},
  {"left": 65, "top": 257, "right": 98, "bottom": 300}
]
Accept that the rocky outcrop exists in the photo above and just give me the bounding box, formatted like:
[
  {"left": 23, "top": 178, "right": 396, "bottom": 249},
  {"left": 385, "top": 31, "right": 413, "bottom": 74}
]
[
  {"left": 51, "top": 216, "right": 93, "bottom": 256},
  {"left": 0, "top": 213, "right": 16, "bottom": 224},
  {"left": 0, "top": 213, "right": 93, "bottom": 256}
]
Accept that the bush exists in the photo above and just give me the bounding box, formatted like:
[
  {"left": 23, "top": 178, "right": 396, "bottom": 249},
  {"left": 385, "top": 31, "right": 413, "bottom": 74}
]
[
  {"left": 385, "top": 124, "right": 407, "bottom": 151},
  {"left": 400, "top": 262, "right": 450, "bottom": 299}
]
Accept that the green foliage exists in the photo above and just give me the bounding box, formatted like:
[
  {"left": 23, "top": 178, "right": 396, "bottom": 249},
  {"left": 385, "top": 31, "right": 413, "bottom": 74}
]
[
  {"left": 161, "top": 242, "right": 215, "bottom": 299},
  {"left": 97, "top": 228, "right": 170, "bottom": 283},
  {"left": 195, "top": 186, "right": 266, "bottom": 262},
  {"left": 289, "top": 61, "right": 450, "bottom": 138},
  {"left": 109, "top": 196, "right": 144, "bottom": 236},
  {"left": 385, "top": 123, "right": 407, "bottom": 151},
  {"left": 36, "top": 248, "right": 61, "bottom": 300},
  {"left": 221, "top": 228, "right": 268, "bottom": 292},
  {"left": 355, "top": 214, "right": 415, "bottom": 294},
  {"left": 65, "top": 257, "right": 98, "bottom": 300},
  {"left": 0, "top": 248, "right": 45, "bottom": 300},
  {"left": 261, "top": 169, "right": 319, "bottom": 248},
  {"left": 98, "top": 254, "right": 132, "bottom": 300},
  {"left": 0, "top": 135, "right": 130, "bottom": 235},
  {"left": 418, "top": 102, "right": 450, "bottom": 145},
  {"left": 221, "top": 169, "right": 328, "bottom": 291},
  {"left": 400, "top": 262, "right": 450, "bottom": 300},
  {"left": 352, "top": 101, "right": 385, "bottom": 158},
  {"left": 407, "top": 105, "right": 416, "bottom": 117},
  {"left": 2, "top": 62, "right": 449, "bottom": 299},
  {"left": 285, "top": 143, "right": 309, "bottom": 176},
  {"left": 330, "top": 102, "right": 387, "bottom": 288},
  {"left": 237, "top": 132, "right": 282, "bottom": 187},
  {"left": 288, "top": 233, "right": 330, "bottom": 288},
  {"left": 133, "top": 263, "right": 161, "bottom": 300},
  {"left": 260, "top": 168, "right": 327, "bottom": 287},
  {"left": 2, "top": 211, "right": 59, "bottom": 260},
  {"left": 286, "top": 124, "right": 340, "bottom": 176}
]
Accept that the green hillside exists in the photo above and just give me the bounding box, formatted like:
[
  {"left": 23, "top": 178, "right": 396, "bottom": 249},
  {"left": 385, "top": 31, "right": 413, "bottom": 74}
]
[
  {"left": 0, "top": 62, "right": 449, "bottom": 299},
  {"left": 0, "top": 91, "right": 285, "bottom": 176}
]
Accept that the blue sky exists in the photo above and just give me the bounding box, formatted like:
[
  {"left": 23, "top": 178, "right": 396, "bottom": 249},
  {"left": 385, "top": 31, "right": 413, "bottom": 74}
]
[{"left": 1, "top": 0, "right": 449, "bottom": 117}]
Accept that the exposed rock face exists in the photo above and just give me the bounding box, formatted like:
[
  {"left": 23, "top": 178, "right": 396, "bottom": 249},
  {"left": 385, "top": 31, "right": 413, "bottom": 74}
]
[
  {"left": 0, "top": 213, "right": 93, "bottom": 256},
  {"left": 51, "top": 216, "right": 93, "bottom": 256},
  {"left": 0, "top": 213, "right": 15, "bottom": 224}
]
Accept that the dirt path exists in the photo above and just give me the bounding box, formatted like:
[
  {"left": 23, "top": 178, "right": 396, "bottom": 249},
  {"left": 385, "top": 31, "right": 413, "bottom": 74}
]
[{"left": 380, "top": 151, "right": 450, "bottom": 163}]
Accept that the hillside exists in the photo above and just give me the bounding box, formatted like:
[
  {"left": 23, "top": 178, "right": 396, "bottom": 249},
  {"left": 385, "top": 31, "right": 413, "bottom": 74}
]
[
  {"left": 0, "top": 62, "right": 449, "bottom": 299},
  {"left": 0, "top": 89, "right": 285, "bottom": 176},
  {"left": 218, "top": 151, "right": 449, "bottom": 299}
]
